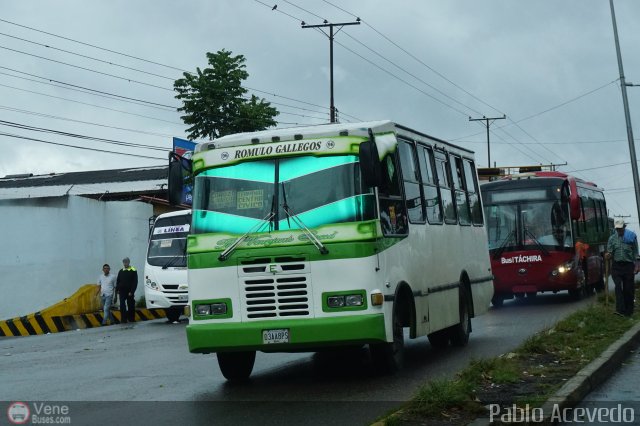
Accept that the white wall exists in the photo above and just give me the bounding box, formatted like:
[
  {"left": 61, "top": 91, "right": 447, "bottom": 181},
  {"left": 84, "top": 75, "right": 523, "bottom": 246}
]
[{"left": 0, "top": 196, "right": 152, "bottom": 319}]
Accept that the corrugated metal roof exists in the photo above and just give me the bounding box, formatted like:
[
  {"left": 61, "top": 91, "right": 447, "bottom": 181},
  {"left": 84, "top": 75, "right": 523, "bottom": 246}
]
[{"left": 0, "top": 166, "right": 168, "bottom": 200}]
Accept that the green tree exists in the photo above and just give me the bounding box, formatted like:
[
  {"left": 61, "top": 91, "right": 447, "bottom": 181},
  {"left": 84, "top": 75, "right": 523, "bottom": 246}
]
[{"left": 174, "top": 49, "right": 278, "bottom": 140}]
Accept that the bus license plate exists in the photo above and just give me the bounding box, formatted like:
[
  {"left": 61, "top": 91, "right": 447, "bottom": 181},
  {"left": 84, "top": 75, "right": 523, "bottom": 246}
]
[{"left": 262, "top": 329, "right": 289, "bottom": 344}]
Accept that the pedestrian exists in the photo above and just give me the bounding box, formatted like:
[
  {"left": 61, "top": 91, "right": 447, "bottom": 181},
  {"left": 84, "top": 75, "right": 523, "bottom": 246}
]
[
  {"left": 605, "top": 219, "right": 639, "bottom": 317},
  {"left": 96, "top": 264, "right": 117, "bottom": 325},
  {"left": 116, "top": 257, "right": 138, "bottom": 323}
]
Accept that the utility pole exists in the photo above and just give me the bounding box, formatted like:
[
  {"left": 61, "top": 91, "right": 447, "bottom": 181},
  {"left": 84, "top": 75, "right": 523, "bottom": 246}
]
[
  {"left": 468, "top": 115, "right": 506, "bottom": 167},
  {"left": 302, "top": 19, "right": 360, "bottom": 123},
  {"left": 610, "top": 0, "right": 640, "bottom": 225}
]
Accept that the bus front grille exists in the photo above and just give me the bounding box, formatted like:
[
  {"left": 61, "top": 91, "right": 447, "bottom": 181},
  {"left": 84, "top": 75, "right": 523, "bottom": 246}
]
[
  {"left": 243, "top": 276, "right": 309, "bottom": 318},
  {"left": 239, "top": 256, "right": 312, "bottom": 319}
]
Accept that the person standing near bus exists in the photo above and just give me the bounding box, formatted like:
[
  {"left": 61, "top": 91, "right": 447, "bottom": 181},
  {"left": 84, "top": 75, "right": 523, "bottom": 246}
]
[
  {"left": 606, "top": 219, "right": 639, "bottom": 317},
  {"left": 116, "top": 257, "right": 138, "bottom": 323},
  {"left": 96, "top": 264, "right": 117, "bottom": 325}
]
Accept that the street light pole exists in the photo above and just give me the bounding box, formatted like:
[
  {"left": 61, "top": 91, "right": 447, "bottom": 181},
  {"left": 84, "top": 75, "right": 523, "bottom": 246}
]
[
  {"left": 610, "top": 0, "right": 640, "bottom": 223},
  {"left": 302, "top": 20, "right": 360, "bottom": 123}
]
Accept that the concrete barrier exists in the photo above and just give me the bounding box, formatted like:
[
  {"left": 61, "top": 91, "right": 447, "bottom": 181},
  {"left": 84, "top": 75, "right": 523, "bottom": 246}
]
[{"left": 0, "top": 284, "right": 167, "bottom": 337}]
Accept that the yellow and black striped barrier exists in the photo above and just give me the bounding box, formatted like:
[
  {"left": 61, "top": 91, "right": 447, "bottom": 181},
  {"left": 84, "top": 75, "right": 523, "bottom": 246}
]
[
  {"left": 0, "top": 308, "right": 167, "bottom": 337},
  {"left": 0, "top": 284, "right": 169, "bottom": 337}
]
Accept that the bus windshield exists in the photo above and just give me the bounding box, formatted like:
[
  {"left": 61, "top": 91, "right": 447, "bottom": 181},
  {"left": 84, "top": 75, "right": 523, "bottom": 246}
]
[
  {"left": 485, "top": 200, "right": 572, "bottom": 251},
  {"left": 147, "top": 214, "right": 191, "bottom": 267},
  {"left": 192, "top": 155, "right": 375, "bottom": 234}
]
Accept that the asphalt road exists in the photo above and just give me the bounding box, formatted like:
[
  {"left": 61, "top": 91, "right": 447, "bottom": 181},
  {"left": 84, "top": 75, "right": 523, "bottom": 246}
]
[{"left": 0, "top": 292, "right": 595, "bottom": 425}]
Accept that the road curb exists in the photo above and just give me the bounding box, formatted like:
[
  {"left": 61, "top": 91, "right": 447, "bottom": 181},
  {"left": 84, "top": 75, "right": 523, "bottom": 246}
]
[
  {"left": 0, "top": 308, "right": 167, "bottom": 337},
  {"left": 470, "top": 320, "right": 640, "bottom": 425}
]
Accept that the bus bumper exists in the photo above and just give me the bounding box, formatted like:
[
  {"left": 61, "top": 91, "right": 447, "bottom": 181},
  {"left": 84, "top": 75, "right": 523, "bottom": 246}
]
[{"left": 186, "top": 314, "right": 386, "bottom": 353}]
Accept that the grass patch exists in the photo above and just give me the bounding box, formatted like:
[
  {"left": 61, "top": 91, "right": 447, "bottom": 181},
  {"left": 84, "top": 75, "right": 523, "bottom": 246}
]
[{"left": 391, "top": 288, "right": 639, "bottom": 425}]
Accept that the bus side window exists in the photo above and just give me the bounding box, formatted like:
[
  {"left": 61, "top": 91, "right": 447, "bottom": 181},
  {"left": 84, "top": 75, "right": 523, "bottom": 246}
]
[
  {"left": 398, "top": 140, "right": 425, "bottom": 224},
  {"left": 579, "top": 196, "right": 587, "bottom": 233},
  {"left": 434, "top": 150, "right": 457, "bottom": 224},
  {"left": 463, "top": 158, "right": 483, "bottom": 225},
  {"left": 379, "top": 151, "right": 408, "bottom": 236},
  {"left": 418, "top": 146, "right": 443, "bottom": 224},
  {"left": 452, "top": 155, "right": 471, "bottom": 225}
]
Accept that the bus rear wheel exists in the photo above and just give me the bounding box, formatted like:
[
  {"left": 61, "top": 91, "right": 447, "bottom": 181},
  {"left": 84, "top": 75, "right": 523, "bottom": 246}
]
[
  {"left": 370, "top": 308, "right": 404, "bottom": 373},
  {"left": 450, "top": 286, "right": 471, "bottom": 347},
  {"left": 217, "top": 351, "right": 256, "bottom": 382}
]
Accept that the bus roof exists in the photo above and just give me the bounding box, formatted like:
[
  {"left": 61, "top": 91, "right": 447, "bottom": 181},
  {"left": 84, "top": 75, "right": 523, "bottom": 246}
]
[
  {"left": 194, "top": 120, "right": 473, "bottom": 155},
  {"left": 496, "top": 171, "right": 598, "bottom": 188},
  {"left": 155, "top": 209, "right": 191, "bottom": 219}
]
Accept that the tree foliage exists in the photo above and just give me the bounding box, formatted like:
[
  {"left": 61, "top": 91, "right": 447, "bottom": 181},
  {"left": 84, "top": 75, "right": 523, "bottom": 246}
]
[{"left": 174, "top": 50, "right": 278, "bottom": 140}]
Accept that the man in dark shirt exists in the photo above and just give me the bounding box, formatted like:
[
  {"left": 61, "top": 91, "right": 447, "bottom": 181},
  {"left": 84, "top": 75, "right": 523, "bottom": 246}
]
[
  {"left": 116, "top": 257, "right": 138, "bottom": 323},
  {"left": 606, "top": 219, "right": 639, "bottom": 316}
]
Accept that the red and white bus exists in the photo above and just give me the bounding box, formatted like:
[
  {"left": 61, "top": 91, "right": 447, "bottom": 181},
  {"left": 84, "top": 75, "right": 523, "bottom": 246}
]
[{"left": 481, "top": 171, "right": 609, "bottom": 306}]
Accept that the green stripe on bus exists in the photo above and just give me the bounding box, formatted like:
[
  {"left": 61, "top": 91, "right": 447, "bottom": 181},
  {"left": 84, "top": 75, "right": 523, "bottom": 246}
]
[
  {"left": 188, "top": 239, "right": 404, "bottom": 270},
  {"left": 186, "top": 314, "right": 386, "bottom": 353}
]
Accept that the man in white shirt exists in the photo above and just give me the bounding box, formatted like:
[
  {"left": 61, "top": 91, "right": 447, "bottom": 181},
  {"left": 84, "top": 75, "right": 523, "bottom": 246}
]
[{"left": 96, "top": 264, "right": 117, "bottom": 325}]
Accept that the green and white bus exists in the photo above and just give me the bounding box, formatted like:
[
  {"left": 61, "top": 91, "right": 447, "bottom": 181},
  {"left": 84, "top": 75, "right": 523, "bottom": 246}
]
[{"left": 168, "top": 120, "right": 494, "bottom": 381}]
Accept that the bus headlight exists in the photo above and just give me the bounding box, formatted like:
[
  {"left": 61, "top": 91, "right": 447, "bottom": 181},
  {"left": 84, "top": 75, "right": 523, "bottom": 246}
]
[
  {"left": 324, "top": 291, "right": 367, "bottom": 311},
  {"left": 327, "top": 296, "right": 346, "bottom": 308},
  {"left": 345, "top": 294, "right": 363, "bottom": 306},
  {"left": 555, "top": 261, "right": 574, "bottom": 275},
  {"left": 210, "top": 303, "right": 227, "bottom": 315},
  {"left": 195, "top": 304, "right": 211, "bottom": 316},
  {"left": 145, "top": 277, "right": 158, "bottom": 290},
  {"left": 193, "top": 300, "right": 231, "bottom": 319}
]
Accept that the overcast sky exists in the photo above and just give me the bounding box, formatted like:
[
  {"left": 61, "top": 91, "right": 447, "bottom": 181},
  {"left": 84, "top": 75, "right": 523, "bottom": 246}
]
[{"left": 1, "top": 1, "right": 640, "bottom": 224}]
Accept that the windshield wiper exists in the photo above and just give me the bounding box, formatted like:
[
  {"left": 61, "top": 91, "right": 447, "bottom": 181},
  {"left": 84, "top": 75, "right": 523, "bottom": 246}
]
[
  {"left": 281, "top": 183, "right": 329, "bottom": 255},
  {"left": 162, "top": 254, "right": 185, "bottom": 269},
  {"left": 524, "top": 227, "right": 549, "bottom": 256},
  {"left": 492, "top": 229, "right": 515, "bottom": 260},
  {"left": 218, "top": 195, "right": 277, "bottom": 262}
]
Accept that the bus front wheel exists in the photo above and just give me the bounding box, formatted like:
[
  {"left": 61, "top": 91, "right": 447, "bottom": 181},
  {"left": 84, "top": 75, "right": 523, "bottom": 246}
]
[
  {"left": 370, "top": 308, "right": 404, "bottom": 373},
  {"left": 166, "top": 308, "right": 182, "bottom": 323},
  {"left": 217, "top": 351, "right": 256, "bottom": 382}
]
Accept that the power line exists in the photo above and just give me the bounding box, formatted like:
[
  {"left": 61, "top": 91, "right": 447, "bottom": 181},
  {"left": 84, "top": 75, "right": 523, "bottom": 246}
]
[
  {"left": 0, "top": 18, "right": 189, "bottom": 73},
  {"left": 334, "top": 39, "right": 470, "bottom": 117},
  {"left": 0, "top": 131, "right": 166, "bottom": 160},
  {"left": 0, "top": 119, "right": 169, "bottom": 152},
  {"left": 457, "top": 138, "right": 629, "bottom": 145},
  {"left": 0, "top": 67, "right": 178, "bottom": 110},
  {"left": 0, "top": 31, "right": 176, "bottom": 81},
  {"left": 0, "top": 17, "right": 362, "bottom": 122},
  {"left": 0, "top": 83, "right": 185, "bottom": 125},
  {"left": 0, "top": 44, "right": 174, "bottom": 92},
  {"left": 450, "top": 79, "right": 619, "bottom": 142},
  {"left": 564, "top": 161, "right": 630, "bottom": 173},
  {"left": 0, "top": 104, "right": 176, "bottom": 138},
  {"left": 341, "top": 31, "right": 483, "bottom": 116},
  {"left": 320, "top": 0, "right": 505, "bottom": 116}
]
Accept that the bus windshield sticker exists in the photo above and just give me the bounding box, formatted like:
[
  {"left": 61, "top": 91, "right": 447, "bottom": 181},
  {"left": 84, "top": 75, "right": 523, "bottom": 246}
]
[
  {"left": 160, "top": 239, "right": 172, "bottom": 248},
  {"left": 237, "top": 189, "right": 264, "bottom": 210},
  {"left": 212, "top": 190, "right": 235, "bottom": 209},
  {"left": 153, "top": 225, "right": 190, "bottom": 235}
]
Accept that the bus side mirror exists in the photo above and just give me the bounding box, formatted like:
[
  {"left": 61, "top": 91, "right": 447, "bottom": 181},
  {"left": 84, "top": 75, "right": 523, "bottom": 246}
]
[
  {"left": 168, "top": 152, "right": 192, "bottom": 206},
  {"left": 359, "top": 135, "right": 382, "bottom": 188}
]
